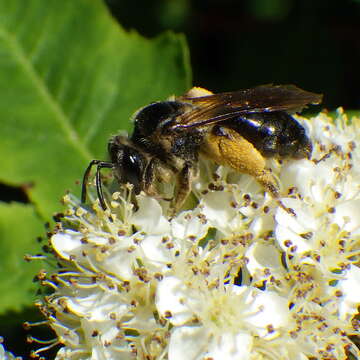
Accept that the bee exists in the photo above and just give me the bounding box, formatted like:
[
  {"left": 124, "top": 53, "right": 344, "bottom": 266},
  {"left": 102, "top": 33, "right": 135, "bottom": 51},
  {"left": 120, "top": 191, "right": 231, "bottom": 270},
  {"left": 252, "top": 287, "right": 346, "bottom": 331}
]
[{"left": 81, "top": 84, "right": 322, "bottom": 214}]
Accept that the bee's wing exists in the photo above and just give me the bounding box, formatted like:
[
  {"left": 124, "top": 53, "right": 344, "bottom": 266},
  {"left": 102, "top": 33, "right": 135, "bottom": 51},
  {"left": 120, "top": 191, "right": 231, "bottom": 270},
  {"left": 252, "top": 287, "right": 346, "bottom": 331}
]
[{"left": 174, "top": 84, "right": 322, "bottom": 129}]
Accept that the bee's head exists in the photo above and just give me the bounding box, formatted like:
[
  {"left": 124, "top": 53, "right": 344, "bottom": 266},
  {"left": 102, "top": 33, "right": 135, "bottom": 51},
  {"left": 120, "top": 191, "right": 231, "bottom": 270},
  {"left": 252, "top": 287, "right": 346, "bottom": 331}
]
[{"left": 108, "top": 135, "right": 147, "bottom": 194}]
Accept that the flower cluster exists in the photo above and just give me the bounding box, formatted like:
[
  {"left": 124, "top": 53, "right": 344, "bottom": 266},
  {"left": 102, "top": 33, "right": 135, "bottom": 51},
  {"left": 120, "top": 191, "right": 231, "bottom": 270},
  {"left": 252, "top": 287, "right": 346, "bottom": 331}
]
[
  {"left": 0, "top": 340, "right": 18, "bottom": 360},
  {"left": 38, "top": 110, "right": 360, "bottom": 360}
]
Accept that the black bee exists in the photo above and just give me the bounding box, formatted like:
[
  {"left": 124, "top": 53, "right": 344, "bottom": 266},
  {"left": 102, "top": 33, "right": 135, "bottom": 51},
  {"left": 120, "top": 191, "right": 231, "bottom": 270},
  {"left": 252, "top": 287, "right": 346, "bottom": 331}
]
[{"left": 81, "top": 85, "right": 322, "bottom": 214}]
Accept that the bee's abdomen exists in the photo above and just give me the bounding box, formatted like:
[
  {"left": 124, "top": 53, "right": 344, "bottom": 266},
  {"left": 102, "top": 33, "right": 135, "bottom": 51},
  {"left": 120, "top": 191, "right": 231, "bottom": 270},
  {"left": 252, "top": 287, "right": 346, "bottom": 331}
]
[{"left": 224, "top": 111, "right": 312, "bottom": 159}]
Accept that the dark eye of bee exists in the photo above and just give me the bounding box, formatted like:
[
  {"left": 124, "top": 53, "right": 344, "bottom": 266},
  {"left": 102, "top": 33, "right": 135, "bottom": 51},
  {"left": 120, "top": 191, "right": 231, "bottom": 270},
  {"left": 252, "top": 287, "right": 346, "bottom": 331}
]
[
  {"left": 132, "top": 101, "right": 183, "bottom": 138},
  {"left": 121, "top": 147, "right": 144, "bottom": 191},
  {"left": 108, "top": 140, "right": 146, "bottom": 194}
]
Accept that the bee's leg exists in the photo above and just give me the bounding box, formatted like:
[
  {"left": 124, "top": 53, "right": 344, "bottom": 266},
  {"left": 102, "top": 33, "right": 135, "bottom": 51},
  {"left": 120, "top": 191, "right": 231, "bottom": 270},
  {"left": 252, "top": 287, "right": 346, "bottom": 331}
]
[
  {"left": 170, "top": 162, "right": 194, "bottom": 216},
  {"left": 81, "top": 160, "right": 113, "bottom": 210},
  {"left": 142, "top": 158, "right": 157, "bottom": 196},
  {"left": 142, "top": 158, "right": 172, "bottom": 201},
  {"left": 82, "top": 160, "right": 98, "bottom": 203},
  {"left": 143, "top": 158, "right": 164, "bottom": 199},
  {"left": 201, "top": 126, "right": 284, "bottom": 205},
  {"left": 95, "top": 162, "right": 114, "bottom": 210}
]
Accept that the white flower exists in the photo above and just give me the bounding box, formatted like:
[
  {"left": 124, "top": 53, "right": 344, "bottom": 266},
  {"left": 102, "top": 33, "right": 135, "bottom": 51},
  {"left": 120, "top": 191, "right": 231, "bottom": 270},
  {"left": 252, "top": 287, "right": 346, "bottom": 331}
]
[
  {"left": 35, "top": 111, "right": 360, "bottom": 360},
  {"left": 0, "top": 342, "right": 18, "bottom": 360},
  {"left": 337, "top": 264, "right": 360, "bottom": 320},
  {"left": 156, "top": 276, "right": 292, "bottom": 348}
]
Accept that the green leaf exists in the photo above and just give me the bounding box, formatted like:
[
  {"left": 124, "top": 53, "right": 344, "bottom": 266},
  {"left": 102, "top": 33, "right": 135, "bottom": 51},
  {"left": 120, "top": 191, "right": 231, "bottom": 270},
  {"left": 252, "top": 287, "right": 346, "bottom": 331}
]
[
  {"left": 0, "top": 0, "right": 191, "bottom": 313},
  {"left": 0, "top": 0, "right": 191, "bottom": 218},
  {"left": 0, "top": 202, "right": 45, "bottom": 313}
]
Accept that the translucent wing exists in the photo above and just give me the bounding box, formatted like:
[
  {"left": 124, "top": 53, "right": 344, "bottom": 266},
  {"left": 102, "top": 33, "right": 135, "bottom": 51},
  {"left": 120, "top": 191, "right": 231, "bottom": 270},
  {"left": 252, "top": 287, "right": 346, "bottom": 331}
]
[{"left": 173, "top": 84, "right": 322, "bottom": 129}]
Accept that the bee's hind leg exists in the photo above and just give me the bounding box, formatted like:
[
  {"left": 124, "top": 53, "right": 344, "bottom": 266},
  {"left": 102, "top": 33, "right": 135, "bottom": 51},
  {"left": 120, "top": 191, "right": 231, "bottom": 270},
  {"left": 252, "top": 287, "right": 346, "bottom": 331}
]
[{"left": 201, "top": 126, "right": 293, "bottom": 214}]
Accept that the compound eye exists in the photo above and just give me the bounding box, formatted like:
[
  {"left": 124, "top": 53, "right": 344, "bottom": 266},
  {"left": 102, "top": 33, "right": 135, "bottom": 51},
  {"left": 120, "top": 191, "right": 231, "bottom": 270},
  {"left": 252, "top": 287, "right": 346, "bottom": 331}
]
[
  {"left": 133, "top": 101, "right": 183, "bottom": 137},
  {"left": 119, "top": 147, "right": 146, "bottom": 193}
]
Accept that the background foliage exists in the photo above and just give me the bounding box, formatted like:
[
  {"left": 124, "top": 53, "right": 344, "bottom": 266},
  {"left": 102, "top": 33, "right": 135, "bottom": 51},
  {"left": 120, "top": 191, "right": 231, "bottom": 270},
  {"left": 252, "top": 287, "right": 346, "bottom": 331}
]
[
  {"left": 108, "top": 0, "right": 360, "bottom": 109},
  {"left": 1, "top": 0, "right": 360, "bottom": 358},
  {"left": 0, "top": 0, "right": 190, "bottom": 357}
]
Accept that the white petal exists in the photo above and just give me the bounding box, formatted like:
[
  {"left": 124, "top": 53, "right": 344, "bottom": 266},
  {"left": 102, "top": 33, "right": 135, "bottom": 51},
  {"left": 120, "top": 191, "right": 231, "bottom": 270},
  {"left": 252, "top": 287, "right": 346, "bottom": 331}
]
[
  {"left": 246, "top": 242, "right": 283, "bottom": 278},
  {"left": 0, "top": 344, "right": 16, "bottom": 360},
  {"left": 51, "top": 231, "right": 83, "bottom": 260},
  {"left": 130, "top": 195, "right": 170, "bottom": 234},
  {"left": 201, "top": 192, "right": 237, "bottom": 228},
  {"left": 275, "top": 200, "right": 317, "bottom": 253},
  {"left": 100, "top": 248, "right": 137, "bottom": 279},
  {"left": 168, "top": 326, "right": 209, "bottom": 360},
  {"left": 333, "top": 200, "right": 360, "bottom": 233},
  {"left": 338, "top": 265, "right": 360, "bottom": 320},
  {"left": 280, "top": 160, "right": 317, "bottom": 199},
  {"left": 140, "top": 234, "right": 175, "bottom": 264},
  {"left": 207, "top": 332, "right": 253, "bottom": 360},
  {"left": 171, "top": 210, "right": 209, "bottom": 242},
  {"left": 65, "top": 291, "right": 128, "bottom": 320},
  {"left": 156, "top": 277, "right": 193, "bottom": 325},
  {"left": 246, "top": 290, "right": 290, "bottom": 338}
]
